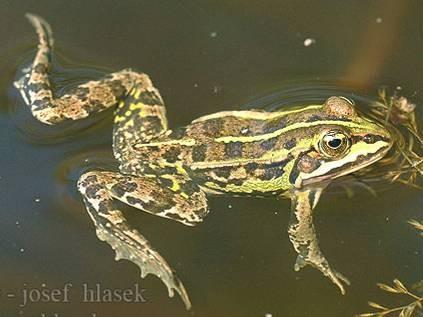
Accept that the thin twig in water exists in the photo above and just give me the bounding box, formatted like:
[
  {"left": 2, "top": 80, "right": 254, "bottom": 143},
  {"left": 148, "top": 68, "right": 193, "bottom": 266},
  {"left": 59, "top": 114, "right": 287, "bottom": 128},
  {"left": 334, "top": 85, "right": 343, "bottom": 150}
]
[
  {"left": 357, "top": 222, "right": 423, "bottom": 316},
  {"left": 357, "top": 279, "right": 423, "bottom": 316}
]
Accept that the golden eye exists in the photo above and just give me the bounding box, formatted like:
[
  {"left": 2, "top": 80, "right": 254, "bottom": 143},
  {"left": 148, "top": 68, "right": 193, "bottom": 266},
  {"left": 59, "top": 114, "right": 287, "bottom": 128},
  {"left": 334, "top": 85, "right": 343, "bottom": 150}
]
[{"left": 319, "top": 130, "right": 350, "bottom": 157}]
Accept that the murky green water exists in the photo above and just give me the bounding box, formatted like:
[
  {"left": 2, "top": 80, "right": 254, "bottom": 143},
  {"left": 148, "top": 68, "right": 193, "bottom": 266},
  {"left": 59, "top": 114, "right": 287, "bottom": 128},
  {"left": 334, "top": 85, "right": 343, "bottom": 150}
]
[{"left": 1, "top": 1, "right": 422, "bottom": 316}]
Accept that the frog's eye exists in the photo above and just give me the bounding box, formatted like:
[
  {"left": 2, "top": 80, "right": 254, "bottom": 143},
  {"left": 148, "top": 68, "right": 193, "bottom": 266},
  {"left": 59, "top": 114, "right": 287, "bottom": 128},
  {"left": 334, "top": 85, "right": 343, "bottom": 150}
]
[{"left": 319, "top": 130, "right": 350, "bottom": 157}]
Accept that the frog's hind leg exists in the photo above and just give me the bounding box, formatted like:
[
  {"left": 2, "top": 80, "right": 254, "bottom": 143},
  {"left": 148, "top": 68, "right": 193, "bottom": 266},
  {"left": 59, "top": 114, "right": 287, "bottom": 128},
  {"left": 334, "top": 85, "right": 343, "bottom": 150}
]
[
  {"left": 77, "top": 170, "right": 209, "bottom": 309},
  {"left": 15, "top": 14, "right": 143, "bottom": 125},
  {"left": 112, "top": 75, "right": 168, "bottom": 161}
]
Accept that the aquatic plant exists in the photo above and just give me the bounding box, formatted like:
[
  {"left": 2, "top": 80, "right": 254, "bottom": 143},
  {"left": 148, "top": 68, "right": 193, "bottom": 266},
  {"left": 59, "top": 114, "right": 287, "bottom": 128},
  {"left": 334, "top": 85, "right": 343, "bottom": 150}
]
[
  {"left": 358, "top": 220, "right": 423, "bottom": 317},
  {"left": 367, "top": 88, "right": 422, "bottom": 189}
]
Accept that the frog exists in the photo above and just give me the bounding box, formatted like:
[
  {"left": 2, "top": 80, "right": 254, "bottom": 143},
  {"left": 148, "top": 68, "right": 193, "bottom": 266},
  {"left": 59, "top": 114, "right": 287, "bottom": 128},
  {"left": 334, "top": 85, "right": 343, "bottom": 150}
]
[{"left": 14, "top": 14, "right": 393, "bottom": 310}]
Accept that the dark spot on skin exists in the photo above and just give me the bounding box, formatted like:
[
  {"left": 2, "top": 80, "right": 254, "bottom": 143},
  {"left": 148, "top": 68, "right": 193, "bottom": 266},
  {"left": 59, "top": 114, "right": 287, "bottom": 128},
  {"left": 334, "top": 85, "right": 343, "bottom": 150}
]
[
  {"left": 327, "top": 115, "right": 352, "bottom": 122},
  {"left": 140, "top": 90, "right": 163, "bottom": 105},
  {"left": 111, "top": 184, "right": 126, "bottom": 198},
  {"left": 109, "top": 80, "right": 127, "bottom": 97},
  {"left": 160, "top": 166, "right": 177, "bottom": 175},
  {"left": 32, "top": 97, "right": 50, "bottom": 109},
  {"left": 32, "top": 64, "right": 47, "bottom": 74},
  {"left": 98, "top": 200, "right": 110, "bottom": 214},
  {"left": 85, "top": 184, "right": 103, "bottom": 199},
  {"left": 170, "top": 127, "right": 187, "bottom": 139},
  {"left": 307, "top": 115, "right": 322, "bottom": 122},
  {"left": 124, "top": 94, "right": 137, "bottom": 106},
  {"left": 261, "top": 158, "right": 290, "bottom": 180},
  {"left": 352, "top": 134, "right": 389, "bottom": 144},
  {"left": 204, "top": 118, "right": 224, "bottom": 135},
  {"left": 262, "top": 166, "right": 284, "bottom": 180},
  {"left": 142, "top": 200, "right": 162, "bottom": 214},
  {"left": 263, "top": 119, "right": 286, "bottom": 133},
  {"left": 289, "top": 165, "right": 300, "bottom": 185},
  {"left": 142, "top": 116, "right": 164, "bottom": 134},
  {"left": 260, "top": 138, "right": 277, "bottom": 151},
  {"left": 192, "top": 144, "right": 207, "bottom": 162},
  {"left": 81, "top": 175, "right": 98, "bottom": 186},
  {"left": 27, "top": 82, "right": 50, "bottom": 93},
  {"left": 82, "top": 99, "right": 103, "bottom": 113},
  {"left": 47, "top": 116, "right": 61, "bottom": 124},
  {"left": 298, "top": 244, "right": 311, "bottom": 257},
  {"left": 74, "top": 87, "right": 90, "bottom": 98},
  {"left": 196, "top": 206, "right": 209, "bottom": 219},
  {"left": 225, "top": 142, "right": 243, "bottom": 158},
  {"left": 181, "top": 182, "right": 199, "bottom": 196},
  {"left": 162, "top": 147, "right": 181, "bottom": 163},
  {"left": 245, "top": 162, "right": 259, "bottom": 173},
  {"left": 284, "top": 138, "right": 297, "bottom": 150},
  {"left": 159, "top": 177, "right": 173, "bottom": 189},
  {"left": 363, "top": 134, "right": 384, "bottom": 144},
  {"left": 123, "top": 181, "right": 138, "bottom": 192},
  {"left": 214, "top": 167, "right": 231, "bottom": 179},
  {"left": 126, "top": 196, "right": 144, "bottom": 206},
  {"left": 230, "top": 179, "right": 245, "bottom": 186}
]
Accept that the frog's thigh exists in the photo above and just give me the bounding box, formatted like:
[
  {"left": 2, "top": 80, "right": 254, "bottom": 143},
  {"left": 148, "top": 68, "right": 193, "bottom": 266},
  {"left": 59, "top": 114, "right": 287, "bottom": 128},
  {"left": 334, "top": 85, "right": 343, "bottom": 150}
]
[
  {"left": 112, "top": 82, "right": 168, "bottom": 160},
  {"left": 104, "top": 172, "right": 209, "bottom": 225}
]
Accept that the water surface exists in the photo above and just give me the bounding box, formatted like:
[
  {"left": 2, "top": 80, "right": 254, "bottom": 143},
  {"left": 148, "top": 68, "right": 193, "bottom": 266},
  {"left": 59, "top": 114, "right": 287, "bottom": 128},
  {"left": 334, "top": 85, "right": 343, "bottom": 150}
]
[{"left": 0, "top": 1, "right": 422, "bottom": 316}]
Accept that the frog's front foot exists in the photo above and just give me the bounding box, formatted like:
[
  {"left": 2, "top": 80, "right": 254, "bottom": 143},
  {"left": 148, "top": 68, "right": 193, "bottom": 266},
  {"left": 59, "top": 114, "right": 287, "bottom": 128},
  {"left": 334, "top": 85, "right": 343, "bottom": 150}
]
[
  {"left": 289, "top": 188, "right": 351, "bottom": 294},
  {"left": 293, "top": 253, "right": 350, "bottom": 294},
  {"left": 324, "top": 266, "right": 350, "bottom": 295}
]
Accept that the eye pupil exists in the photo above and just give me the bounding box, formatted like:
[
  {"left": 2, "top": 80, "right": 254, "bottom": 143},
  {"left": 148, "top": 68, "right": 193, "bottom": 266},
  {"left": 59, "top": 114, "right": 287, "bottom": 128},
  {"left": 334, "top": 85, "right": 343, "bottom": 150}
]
[
  {"left": 319, "top": 130, "right": 351, "bottom": 157},
  {"left": 328, "top": 138, "right": 342, "bottom": 148}
]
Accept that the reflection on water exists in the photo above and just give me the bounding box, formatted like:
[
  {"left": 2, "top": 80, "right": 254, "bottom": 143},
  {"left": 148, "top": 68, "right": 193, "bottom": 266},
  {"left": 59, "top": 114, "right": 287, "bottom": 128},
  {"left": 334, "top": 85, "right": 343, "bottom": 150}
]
[{"left": 1, "top": 1, "right": 422, "bottom": 316}]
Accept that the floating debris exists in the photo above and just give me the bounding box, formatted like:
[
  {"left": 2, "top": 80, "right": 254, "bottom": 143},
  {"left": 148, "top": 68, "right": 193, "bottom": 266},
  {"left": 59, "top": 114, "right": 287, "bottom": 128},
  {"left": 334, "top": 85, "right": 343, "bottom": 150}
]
[
  {"left": 303, "top": 38, "right": 316, "bottom": 47},
  {"left": 210, "top": 31, "right": 218, "bottom": 38},
  {"left": 409, "top": 219, "right": 423, "bottom": 236},
  {"left": 213, "top": 86, "right": 222, "bottom": 94},
  {"left": 376, "top": 17, "right": 383, "bottom": 24}
]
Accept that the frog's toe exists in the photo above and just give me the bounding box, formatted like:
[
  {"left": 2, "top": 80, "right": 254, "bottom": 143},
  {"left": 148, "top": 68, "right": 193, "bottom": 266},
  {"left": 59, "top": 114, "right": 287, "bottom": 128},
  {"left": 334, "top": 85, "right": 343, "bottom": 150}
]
[{"left": 326, "top": 268, "right": 350, "bottom": 295}]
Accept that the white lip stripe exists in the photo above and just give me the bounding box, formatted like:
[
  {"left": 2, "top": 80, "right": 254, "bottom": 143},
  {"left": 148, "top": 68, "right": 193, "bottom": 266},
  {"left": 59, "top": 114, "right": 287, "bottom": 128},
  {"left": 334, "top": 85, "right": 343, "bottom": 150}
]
[{"left": 299, "top": 141, "right": 389, "bottom": 184}]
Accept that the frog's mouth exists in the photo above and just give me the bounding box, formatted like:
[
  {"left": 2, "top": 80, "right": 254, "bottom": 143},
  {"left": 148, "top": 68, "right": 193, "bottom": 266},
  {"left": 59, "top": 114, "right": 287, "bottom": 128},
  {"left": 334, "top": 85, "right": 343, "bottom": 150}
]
[{"left": 299, "top": 142, "right": 392, "bottom": 187}]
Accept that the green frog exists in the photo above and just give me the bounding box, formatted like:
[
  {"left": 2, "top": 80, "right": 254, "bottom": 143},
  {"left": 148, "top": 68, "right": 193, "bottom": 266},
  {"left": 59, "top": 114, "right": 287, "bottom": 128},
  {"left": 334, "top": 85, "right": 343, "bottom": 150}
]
[{"left": 15, "top": 14, "right": 393, "bottom": 309}]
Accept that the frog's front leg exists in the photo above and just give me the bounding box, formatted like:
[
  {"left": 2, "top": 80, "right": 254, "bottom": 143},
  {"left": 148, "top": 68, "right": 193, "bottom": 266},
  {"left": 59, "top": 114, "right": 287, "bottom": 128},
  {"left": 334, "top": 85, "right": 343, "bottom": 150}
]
[
  {"left": 288, "top": 188, "right": 350, "bottom": 294},
  {"left": 77, "top": 170, "right": 209, "bottom": 310}
]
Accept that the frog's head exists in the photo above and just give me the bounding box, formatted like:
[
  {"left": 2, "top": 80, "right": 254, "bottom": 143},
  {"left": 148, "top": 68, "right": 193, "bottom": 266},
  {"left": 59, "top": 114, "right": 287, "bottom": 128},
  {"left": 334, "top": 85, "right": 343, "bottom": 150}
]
[{"left": 292, "top": 96, "right": 393, "bottom": 188}]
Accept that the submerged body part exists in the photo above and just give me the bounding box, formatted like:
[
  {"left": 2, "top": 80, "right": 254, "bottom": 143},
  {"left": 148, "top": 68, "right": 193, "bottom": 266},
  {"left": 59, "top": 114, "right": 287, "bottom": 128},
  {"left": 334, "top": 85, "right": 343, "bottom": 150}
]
[{"left": 15, "top": 13, "right": 393, "bottom": 309}]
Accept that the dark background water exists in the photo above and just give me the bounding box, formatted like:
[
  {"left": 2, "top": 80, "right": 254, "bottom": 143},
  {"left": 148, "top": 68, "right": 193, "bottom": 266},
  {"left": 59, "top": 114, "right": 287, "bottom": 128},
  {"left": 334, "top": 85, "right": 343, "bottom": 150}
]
[{"left": 0, "top": 1, "right": 422, "bottom": 316}]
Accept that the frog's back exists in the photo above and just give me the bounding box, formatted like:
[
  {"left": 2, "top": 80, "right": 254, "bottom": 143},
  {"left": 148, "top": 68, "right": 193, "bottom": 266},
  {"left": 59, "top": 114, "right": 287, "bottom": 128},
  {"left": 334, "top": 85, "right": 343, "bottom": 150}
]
[{"left": 180, "top": 106, "right": 324, "bottom": 140}]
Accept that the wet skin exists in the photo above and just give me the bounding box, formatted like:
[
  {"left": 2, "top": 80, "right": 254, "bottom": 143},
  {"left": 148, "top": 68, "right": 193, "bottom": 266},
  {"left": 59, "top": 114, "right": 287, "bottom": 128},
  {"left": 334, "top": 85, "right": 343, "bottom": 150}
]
[{"left": 15, "top": 14, "right": 393, "bottom": 309}]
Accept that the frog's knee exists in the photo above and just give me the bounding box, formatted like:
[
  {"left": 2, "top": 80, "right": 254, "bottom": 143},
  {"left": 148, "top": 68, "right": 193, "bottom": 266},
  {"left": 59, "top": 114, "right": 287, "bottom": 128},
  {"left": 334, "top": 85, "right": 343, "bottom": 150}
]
[{"left": 77, "top": 171, "right": 101, "bottom": 192}]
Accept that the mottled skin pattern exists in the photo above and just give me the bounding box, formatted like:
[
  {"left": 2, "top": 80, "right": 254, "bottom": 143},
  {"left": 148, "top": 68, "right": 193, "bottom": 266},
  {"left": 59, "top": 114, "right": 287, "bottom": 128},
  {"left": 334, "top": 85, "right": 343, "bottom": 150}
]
[{"left": 15, "top": 14, "right": 393, "bottom": 309}]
